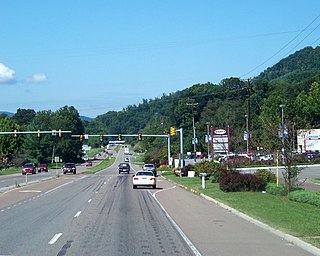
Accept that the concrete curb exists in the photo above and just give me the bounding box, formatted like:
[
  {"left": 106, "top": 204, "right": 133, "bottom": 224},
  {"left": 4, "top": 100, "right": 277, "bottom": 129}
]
[{"left": 164, "top": 176, "right": 320, "bottom": 256}]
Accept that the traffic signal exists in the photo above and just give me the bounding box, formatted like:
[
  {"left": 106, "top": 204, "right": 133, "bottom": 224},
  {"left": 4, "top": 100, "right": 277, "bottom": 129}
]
[
  {"left": 37, "top": 129, "right": 41, "bottom": 140},
  {"left": 58, "top": 129, "right": 62, "bottom": 138},
  {"left": 170, "top": 127, "right": 176, "bottom": 136},
  {"left": 80, "top": 134, "right": 84, "bottom": 142},
  {"left": 118, "top": 134, "right": 122, "bottom": 141},
  {"left": 100, "top": 134, "right": 103, "bottom": 142},
  {"left": 138, "top": 132, "right": 142, "bottom": 141},
  {"left": 14, "top": 129, "right": 18, "bottom": 138}
]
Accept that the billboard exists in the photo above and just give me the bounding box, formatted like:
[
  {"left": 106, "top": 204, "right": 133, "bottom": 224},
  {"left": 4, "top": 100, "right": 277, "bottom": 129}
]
[{"left": 212, "top": 127, "right": 230, "bottom": 155}]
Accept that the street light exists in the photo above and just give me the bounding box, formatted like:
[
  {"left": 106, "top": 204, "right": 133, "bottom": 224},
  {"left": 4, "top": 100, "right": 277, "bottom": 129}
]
[{"left": 187, "top": 103, "right": 198, "bottom": 161}]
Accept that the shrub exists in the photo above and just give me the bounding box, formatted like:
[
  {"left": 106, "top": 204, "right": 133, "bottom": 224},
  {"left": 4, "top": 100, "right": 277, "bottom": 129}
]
[
  {"left": 288, "top": 190, "right": 320, "bottom": 207},
  {"left": 180, "top": 164, "right": 194, "bottom": 176},
  {"left": 219, "top": 172, "right": 266, "bottom": 192},
  {"left": 193, "top": 161, "right": 221, "bottom": 177},
  {"left": 265, "top": 183, "right": 287, "bottom": 196},
  {"left": 254, "top": 169, "right": 276, "bottom": 183},
  {"left": 211, "top": 168, "right": 236, "bottom": 183}
]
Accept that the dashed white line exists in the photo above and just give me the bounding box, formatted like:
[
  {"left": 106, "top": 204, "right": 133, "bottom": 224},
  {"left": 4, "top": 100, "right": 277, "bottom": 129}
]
[
  {"left": 48, "top": 233, "right": 63, "bottom": 245},
  {"left": 88, "top": 199, "right": 92, "bottom": 203},
  {"left": 74, "top": 211, "right": 82, "bottom": 218}
]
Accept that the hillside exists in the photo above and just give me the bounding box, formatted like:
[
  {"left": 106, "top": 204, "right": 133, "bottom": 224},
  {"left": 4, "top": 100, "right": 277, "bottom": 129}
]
[{"left": 86, "top": 46, "right": 320, "bottom": 161}]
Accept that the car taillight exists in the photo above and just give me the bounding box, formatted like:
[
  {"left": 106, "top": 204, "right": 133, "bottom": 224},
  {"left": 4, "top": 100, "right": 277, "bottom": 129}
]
[
  {"left": 150, "top": 178, "right": 155, "bottom": 180},
  {"left": 134, "top": 177, "right": 139, "bottom": 180}
]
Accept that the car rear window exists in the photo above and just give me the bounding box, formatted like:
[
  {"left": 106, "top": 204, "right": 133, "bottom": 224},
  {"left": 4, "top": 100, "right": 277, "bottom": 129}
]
[{"left": 136, "top": 172, "right": 154, "bottom": 176}]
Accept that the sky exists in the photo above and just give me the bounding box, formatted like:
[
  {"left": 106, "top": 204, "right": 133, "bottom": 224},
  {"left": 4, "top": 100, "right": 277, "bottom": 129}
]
[{"left": 1, "top": 1, "right": 320, "bottom": 118}]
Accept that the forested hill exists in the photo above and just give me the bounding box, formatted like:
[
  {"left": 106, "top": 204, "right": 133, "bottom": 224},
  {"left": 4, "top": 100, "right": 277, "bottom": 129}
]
[
  {"left": 257, "top": 46, "right": 320, "bottom": 83},
  {"left": 87, "top": 45, "right": 320, "bottom": 161}
]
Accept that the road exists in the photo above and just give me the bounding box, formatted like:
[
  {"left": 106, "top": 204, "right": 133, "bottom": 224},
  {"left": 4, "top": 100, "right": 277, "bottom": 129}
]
[{"left": 0, "top": 149, "right": 318, "bottom": 255}]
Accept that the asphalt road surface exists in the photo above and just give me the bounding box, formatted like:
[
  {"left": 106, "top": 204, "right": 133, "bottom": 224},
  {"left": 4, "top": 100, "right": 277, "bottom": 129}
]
[{"left": 0, "top": 149, "right": 318, "bottom": 255}]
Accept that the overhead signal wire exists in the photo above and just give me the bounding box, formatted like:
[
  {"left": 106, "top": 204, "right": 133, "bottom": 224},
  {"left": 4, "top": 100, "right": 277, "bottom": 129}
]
[{"left": 240, "top": 14, "right": 320, "bottom": 78}]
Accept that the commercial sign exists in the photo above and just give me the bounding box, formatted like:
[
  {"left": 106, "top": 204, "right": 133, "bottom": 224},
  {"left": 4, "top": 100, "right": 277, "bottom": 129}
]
[{"left": 212, "top": 127, "right": 230, "bottom": 155}]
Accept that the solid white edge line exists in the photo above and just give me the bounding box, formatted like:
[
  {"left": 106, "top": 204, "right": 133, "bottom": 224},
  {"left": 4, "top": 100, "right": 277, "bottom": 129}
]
[
  {"left": 48, "top": 233, "right": 63, "bottom": 245},
  {"left": 74, "top": 211, "right": 81, "bottom": 218},
  {"left": 151, "top": 188, "right": 202, "bottom": 256}
]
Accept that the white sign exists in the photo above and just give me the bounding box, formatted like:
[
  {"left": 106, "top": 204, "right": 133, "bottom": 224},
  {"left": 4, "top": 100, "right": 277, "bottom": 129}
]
[
  {"left": 54, "top": 156, "right": 59, "bottom": 163},
  {"left": 214, "top": 129, "right": 226, "bottom": 135}
]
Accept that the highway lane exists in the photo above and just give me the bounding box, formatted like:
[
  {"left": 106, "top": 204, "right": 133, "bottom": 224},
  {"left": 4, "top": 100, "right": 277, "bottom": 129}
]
[{"left": 0, "top": 150, "right": 196, "bottom": 256}]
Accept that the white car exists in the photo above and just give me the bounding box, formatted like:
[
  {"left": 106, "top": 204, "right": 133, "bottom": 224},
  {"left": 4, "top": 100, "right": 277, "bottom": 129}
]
[
  {"left": 132, "top": 171, "right": 156, "bottom": 189},
  {"left": 124, "top": 157, "right": 129, "bottom": 162}
]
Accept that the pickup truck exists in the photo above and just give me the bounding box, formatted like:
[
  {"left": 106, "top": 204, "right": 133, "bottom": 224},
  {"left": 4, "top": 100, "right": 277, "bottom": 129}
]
[
  {"left": 143, "top": 163, "right": 157, "bottom": 177},
  {"left": 118, "top": 163, "right": 130, "bottom": 174}
]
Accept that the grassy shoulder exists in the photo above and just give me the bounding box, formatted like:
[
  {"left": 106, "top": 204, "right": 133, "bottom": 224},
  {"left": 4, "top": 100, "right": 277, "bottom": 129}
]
[
  {"left": 162, "top": 171, "right": 320, "bottom": 248},
  {"left": 82, "top": 157, "right": 115, "bottom": 174},
  {"left": 0, "top": 167, "right": 21, "bottom": 175}
]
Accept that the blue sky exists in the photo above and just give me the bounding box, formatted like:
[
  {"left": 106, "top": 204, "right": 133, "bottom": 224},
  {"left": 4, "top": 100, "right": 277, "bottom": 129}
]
[{"left": 1, "top": 1, "right": 320, "bottom": 118}]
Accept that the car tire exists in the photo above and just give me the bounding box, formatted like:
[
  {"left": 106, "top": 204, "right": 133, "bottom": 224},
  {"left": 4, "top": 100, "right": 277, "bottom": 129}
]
[
  {"left": 133, "top": 185, "right": 137, "bottom": 189},
  {"left": 152, "top": 185, "right": 156, "bottom": 189},
  {"left": 73, "top": 171, "right": 76, "bottom": 174}
]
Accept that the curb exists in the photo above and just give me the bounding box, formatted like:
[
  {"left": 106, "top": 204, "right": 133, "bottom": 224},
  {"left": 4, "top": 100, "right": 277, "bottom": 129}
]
[{"left": 164, "top": 176, "right": 320, "bottom": 256}]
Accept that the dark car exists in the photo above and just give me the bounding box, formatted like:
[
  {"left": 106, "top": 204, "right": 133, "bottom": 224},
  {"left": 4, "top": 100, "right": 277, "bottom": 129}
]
[
  {"left": 38, "top": 164, "right": 48, "bottom": 173},
  {"left": 63, "top": 163, "right": 77, "bottom": 174},
  {"left": 22, "top": 163, "right": 36, "bottom": 175},
  {"left": 85, "top": 160, "right": 92, "bottom": 167},
  {"left": 118, "top": 163, "right": 130, "bottom": 174}
]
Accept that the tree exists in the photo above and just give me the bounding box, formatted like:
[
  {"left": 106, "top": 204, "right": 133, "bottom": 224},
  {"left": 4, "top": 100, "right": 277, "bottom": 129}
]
[
  {"left": 12, "top": 108, "right": 36, "bottom": 126},
  {"left": 0, "top": 117, "right": 21, "bottom": 166}
]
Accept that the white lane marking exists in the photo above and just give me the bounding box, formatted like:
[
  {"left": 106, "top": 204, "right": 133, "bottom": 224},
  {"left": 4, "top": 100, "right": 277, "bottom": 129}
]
[
  {"left": 151, "top": 187, "right": 202, "bottom": 256},
  {"left": 88, "top": 199, "right": 92, "bottom": 203},
  {"left": 19, "top": 190, "right": 42, "bottom": 193},
  {"left": 48, "top": 233, "right": 63, "bottom": 245},
  {"left": 104, "top": 181, "right": 107, "bottom": 185},
  {"left": 74, "top": 211, "right": 82, "bottom": 218}
]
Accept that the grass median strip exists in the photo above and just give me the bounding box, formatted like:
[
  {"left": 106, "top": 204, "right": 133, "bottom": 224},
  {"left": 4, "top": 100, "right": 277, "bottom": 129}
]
[
  {"left": 162, "top": 171, "right": 320, "bottom": 248},
  {"left": 82, "top": 157, "right": 115, "bottom": 174}
]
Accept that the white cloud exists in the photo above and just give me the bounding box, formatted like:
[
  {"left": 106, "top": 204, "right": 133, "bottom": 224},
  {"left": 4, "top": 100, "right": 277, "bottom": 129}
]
[
  {"left": 0, "top": 63, "right": 16, "bottom": 84},
  {"left": 27, "top": 73, "right": 47, "bottom": 83}
]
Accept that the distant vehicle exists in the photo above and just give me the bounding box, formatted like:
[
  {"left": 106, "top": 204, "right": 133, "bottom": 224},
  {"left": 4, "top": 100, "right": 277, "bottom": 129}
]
[
  {"left": 85, "top": 161, "right": 92, "bottom": 167},
  {"left": 63, "top": 163, "right": 77, "bottom": 174},
  {"left": 118, "top": 163, "right": 130, "bottom": 174},
  {"left": 22, "top": 163, "right": 36, "bottom": 175},
  {"left": 132, "top": 171, "right": 156, "bottom": 189},
  {"left": 124, "top": 157, "right": 129, "bottom": 163},
  {"left": 38, "top": 164, "right": 48, "bottom": 173},
  {"left": 124, "top": 147, "right": 129, "bottom": 155},
  {"left": 143, "top": 163, "right": 157, "bottom": 176}
]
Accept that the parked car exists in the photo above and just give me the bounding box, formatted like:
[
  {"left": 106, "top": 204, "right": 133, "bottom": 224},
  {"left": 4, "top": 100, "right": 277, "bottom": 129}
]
[
  {"left": 118, "top": 162, "right": 130, "bottom": 174},
  {"left": 22, "top": 163, "right": 36, "bottom": 175},
  {"left": 143, "top": 163, "right": 157, "bottom": 176},
  {"left": 132, "top": 171, "right": 156, "bottom": 189},
  {"left": 85, "top": 160, "right": 92, "bottom": 167},
  {"left": 38, "top": 164, "right": 48, "bottom": 173},
  {"left": 63, "top": 163, "right": 77, "bottom": 174}
]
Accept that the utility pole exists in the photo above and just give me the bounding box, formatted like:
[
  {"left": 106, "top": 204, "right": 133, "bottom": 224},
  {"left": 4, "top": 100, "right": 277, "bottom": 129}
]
[
  {"left": 187, "top": 103, "right": 198, "bottom": 161},
  {"left": 246, "top": 79, "right": 251, "bottom": 153},
  {"left": 206, "top": 122, "right": 210, "bottom": 159}
]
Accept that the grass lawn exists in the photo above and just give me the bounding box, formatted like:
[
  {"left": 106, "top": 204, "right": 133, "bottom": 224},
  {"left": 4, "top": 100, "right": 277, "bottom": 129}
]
[
  {"left": 162, "top": 171, "right": 320, "bottom": 248},
  {"left": 0, "top": 167, "right": 21, "bottom": 175},
  {"left": 82, "top": 157, "right": 115, "bottom": 174}
]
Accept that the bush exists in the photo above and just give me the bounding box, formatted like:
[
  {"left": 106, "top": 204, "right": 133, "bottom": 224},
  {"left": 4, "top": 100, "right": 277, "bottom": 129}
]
[
  {"left": 219, "top": 172, "right": 266, "bottom": 192},
  {"left": 265, "top": 183, "right": 287, "bottom": 196},
  {"left": 193, "top": 161, "right": 221, "bottom": 177},
  {"left": 211, "top": 168, "right": 235, "bottom": 183},
  {"left": 288, "top": 190, "right": 320, "bottom": 207},
  {"left": 180, "top": 164, "right": 194, "bottom": 176},
  {"left": 254, "top": 169, "right": 276, "bottom": 183}
]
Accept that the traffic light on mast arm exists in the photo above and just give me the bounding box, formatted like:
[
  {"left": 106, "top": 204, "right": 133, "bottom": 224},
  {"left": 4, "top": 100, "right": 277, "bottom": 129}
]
[
  {"left": 100, "top": 134, "right": 103, "bottom": 142},
  {"left": 79, "top": 134, "right": 84, "bottom": 142},
  {"left": 58, "top": 129, "right": 62, "bottom": 138},
  {"left": 37, "top": 129, "right": 41, "bottom": 140},
  {"left": 118, "top": 134, "right": 122, "bottom": 141},
  {"left": 170, "top": 127, "right": 176, "bottom": 136},
  {"left": 138, "top": 132, "right": 142, "bottom": 141}
]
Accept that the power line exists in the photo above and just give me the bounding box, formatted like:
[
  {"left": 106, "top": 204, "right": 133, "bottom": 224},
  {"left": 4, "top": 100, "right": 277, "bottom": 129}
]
[{"left": 240, "top": 14, "right": 320, "bottom": 78}]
